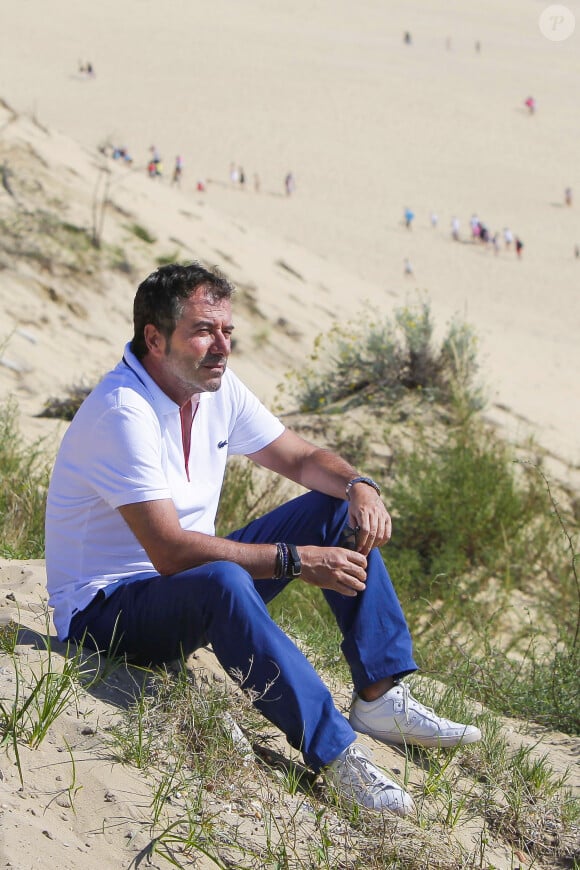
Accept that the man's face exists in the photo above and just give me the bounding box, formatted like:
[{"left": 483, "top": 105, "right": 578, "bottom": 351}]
[{"left": 150, "top": 286, "right": 234, "bottom": 397}]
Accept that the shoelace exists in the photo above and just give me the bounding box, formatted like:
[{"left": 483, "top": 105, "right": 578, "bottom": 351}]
[
  {"left": 398, "top": 682, "right": 436, "bottom": 724},
  {"left": 341, "top": 745, "right": 391, "bottom": 795}
]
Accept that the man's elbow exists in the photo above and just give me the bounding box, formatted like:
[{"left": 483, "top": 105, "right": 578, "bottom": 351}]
[{"left": 149, "top": 551, "right": 185, "bottom": 577}]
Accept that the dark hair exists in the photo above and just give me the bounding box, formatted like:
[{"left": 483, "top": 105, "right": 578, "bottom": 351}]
[{"left": 131, "top": 262, "right": 234, "bottom": 360}]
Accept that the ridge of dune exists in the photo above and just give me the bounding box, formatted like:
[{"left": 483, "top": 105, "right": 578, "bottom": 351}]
[
  {"left": 1, "top": 2, "right": 580, "bottom": 865},
  {"left": 1, "top": 0, "right": 579, "bottom": 479}
]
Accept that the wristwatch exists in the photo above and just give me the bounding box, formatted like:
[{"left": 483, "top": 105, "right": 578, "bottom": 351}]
[
  {"left": 345, "top": 476, "right": 381, "bottom": 500},
  {"left": 287, "top": 544, "right": 302, "bottom": 577}
]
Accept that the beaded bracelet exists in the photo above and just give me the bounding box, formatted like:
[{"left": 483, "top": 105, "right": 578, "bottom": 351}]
[{"left": 274, "top": 542, "right": 289, "bottom": 580}]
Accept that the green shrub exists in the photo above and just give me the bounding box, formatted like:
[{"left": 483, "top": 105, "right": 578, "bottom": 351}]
[
  {"left": 386, "top": 423, "right": 552, "bottom": 596},
  {"left": 0, "top": 401, "right": 50, "bottom": 558},
  {"left": 281, "top": 300, "right": 483, "bottom": 415}
]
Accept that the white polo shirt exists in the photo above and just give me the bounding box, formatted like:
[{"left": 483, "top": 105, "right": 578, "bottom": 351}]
[{"left": 45, "top": 343, "right": 285, "bottom": 639}]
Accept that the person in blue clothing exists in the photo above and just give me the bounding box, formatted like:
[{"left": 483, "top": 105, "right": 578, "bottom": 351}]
[{"left": 45, "top": 262, "right": 481, "bottom": 816}]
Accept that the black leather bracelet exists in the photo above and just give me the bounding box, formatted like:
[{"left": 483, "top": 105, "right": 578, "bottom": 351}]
[
  {"left": 345, "top": 476, "right": 381, "bottom": 500},
  {"left": 274, "top": 542, "right": 288, "bottom": 579}
]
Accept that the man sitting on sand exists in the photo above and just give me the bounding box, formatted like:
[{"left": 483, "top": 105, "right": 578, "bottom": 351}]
[{"left": 45, "top": 263, "right": 481, "bottom": 817}]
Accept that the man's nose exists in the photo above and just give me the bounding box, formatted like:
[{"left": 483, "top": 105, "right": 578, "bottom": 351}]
[{"left": 211, "top": 331, "right": 230, "bottom": 354}]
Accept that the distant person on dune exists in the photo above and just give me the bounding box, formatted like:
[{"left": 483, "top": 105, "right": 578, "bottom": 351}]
[
  {"left": 565, "top": 187, "right": 572, "bottom": 207},
  {"left": 148, "top": 146, "right": 162, "bottom": 178},
  {"left": 172, "top": 155, "right": 183, "bottom": 186},
  {"left": 284, "top": 172, "right": 296, "bottom": 196},
  {"left": 45, "top": 262, "right": 481, "bottom": 819},
  {"left": 451, "top": 216, "right": 460, "bottom": 241},
  {"left": 524, "top": 96, "right": 536, "bottom": 115},
  {"left": 515, "top": 237, "right": 524, "bottom": 258},
  {"left": 404, "top": 207, "right": 415, "bottom": 229},
  {"left": 78, "top": 60, "right": 95, "bottom": 77}
]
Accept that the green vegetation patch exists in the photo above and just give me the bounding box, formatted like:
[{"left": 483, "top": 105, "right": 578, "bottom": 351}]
[
  {"left": 0, "top": 400, "right": 50, "bottom": 559},
  {"left": 281, "top": 300, "right": 483, "bottom": 415},
  {"left": 128, "top": 222, "right": 157, "bottom": 244}
]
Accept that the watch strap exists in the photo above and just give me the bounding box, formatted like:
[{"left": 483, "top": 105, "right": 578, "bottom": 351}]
[
  {"left": 345, "top": 476, "right": 381, "bottom": 500},
  {"left": 287, "top": 543, "right": 302, "bottom": 577}
]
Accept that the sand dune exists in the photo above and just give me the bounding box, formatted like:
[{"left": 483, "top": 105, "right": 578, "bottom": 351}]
[
  {"left": 0, "top": 0, "right": 579, "bottom": 474},
  {"left": 0, "top": 4, "right": 579, "bottom": 866}
]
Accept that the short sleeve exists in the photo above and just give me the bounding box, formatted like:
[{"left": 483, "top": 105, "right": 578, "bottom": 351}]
[{"left": 225, "top": 371, "right": 285, "bottom": 455}]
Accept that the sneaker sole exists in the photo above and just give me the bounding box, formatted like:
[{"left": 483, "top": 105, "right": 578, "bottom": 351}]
[
  {"left": 350, "top": 719, "right": 482, "bottom": 749},
  {"left": 329, "top": 784, "right": 415, "bottom": 817}
]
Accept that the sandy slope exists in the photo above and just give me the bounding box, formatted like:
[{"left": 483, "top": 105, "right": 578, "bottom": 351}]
[
  {"left": 1, "top": 559, "right": 579, "bottom": 870},
  {"left": 0, "top": 2, "right": 579, "bottom": 866},
  {"left": 0, "top": 0, "right": 579, "bottom": 474}
]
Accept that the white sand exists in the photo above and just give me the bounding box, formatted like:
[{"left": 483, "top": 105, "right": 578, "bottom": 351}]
[
  {"left": 1, "top": 0, "right": 579, "bottom": 469},
  {"left": 0, "top": 6, "right": 580, "bottom": 865}
]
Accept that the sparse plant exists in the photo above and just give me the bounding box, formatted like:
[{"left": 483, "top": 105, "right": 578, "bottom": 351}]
[
  {"left": 0, "top": 627, "right": 83, "bottom": 783},
  {"left": 156, "top": 250, "right": 182, "bottom": 266},
  {"left": 128, "top": 222, "right": 157, "bottom": 244},
  {"left": 280, "top": 301, "right": 483, "bottom": 416},
  {"left": 38, "top": 383, "right": 93, "bottom": 421},
  {"left": 0, "top": 399, "right": 50, "bottom": 558},
  {"left": 0, "top": 618, "right": 18, "bottom": 654}
]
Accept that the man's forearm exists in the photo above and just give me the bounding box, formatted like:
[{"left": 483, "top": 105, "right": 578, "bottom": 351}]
[
  {"left": 119, "top": 500, "right": 279, "bottom": 579},
  {"left": 294, "top": 446, "right": 360, "bottom": 500},
  {"left": 162, "top": 531, "right": 279, "bottom": 579}
]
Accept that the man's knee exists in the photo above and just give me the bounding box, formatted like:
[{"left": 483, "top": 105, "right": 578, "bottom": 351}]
[{"left": 175, "top": 561, "right": 256, "bottom": 608}]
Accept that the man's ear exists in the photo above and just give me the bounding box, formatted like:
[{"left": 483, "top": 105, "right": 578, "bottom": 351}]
[{"left": 143, "top": 323, "right": 166, "bottom": 356}]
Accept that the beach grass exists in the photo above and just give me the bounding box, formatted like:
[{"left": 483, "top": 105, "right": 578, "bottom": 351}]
[{"left": 1, "top": 317, "right": 579, "bottom": 866}]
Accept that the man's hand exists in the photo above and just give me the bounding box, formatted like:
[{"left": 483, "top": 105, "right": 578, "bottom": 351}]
[
  {"left": 249, "top": 432, "right": 392, "bottom": 556},
  {"left": 347, "top": 483, "right": 392, "bottom": 555},
  {"left": 299, "top": 546, "right": 368, "bottom": 597}
]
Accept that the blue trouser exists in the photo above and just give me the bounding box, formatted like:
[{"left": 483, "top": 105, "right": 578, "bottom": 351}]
[{"left": 68, "top": 492, "right": 417, "bottom": 771}]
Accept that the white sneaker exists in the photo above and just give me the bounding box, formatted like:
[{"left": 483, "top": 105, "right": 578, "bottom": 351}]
[
  {"left": 222, "top": 712, "right": 254, "bottom": 762},
  {"left": 349, "top": 683, "right": 482, "bottom": 749},
  {"left": 324, "top": 743, "right": 414, "bottom": 816}
]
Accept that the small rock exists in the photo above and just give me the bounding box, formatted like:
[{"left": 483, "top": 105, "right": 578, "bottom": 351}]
[{"left": 42, "top": 830, "right": 54, "bottom": 840}]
